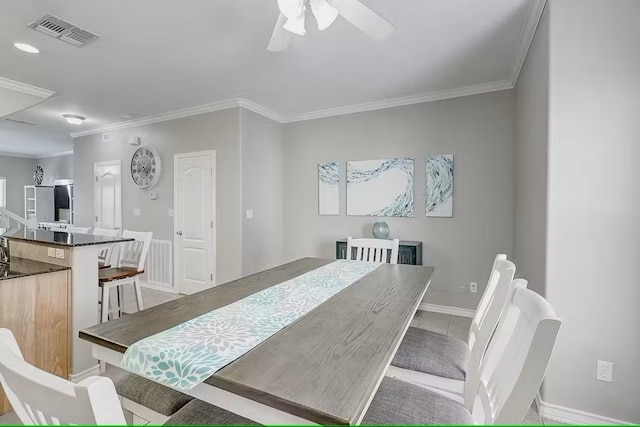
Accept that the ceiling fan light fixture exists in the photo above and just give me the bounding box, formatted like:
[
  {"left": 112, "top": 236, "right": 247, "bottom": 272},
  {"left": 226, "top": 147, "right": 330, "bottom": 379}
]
[
  {"left": 62, "top": 114, "right": 85, "bottom": 125},
  {"left": 283, "top": 9, "right": 307, "bottom": 36},
  {"left": 310, "top": 0, "right": 339, "bottom": 30},
  {"left": 277, "top": 0, "right": 304, "bottom": 20}
]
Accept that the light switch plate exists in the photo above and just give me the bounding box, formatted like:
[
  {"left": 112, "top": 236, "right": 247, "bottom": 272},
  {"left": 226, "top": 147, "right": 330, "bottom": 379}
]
[
  {"left": 246, "top": 209, "right": 253, "bottom": 219},
  {"left": 168, "top": 208, "right": 174, "bottom": 218},
  {"left": 47, "top": 248, "right": 56, "bottom": 258},
  {"left": 55, "top": 249, "right": 65, "bottom": 260},
  {"left": 133, "top": 208, "right": 141, "bottom": 216}
]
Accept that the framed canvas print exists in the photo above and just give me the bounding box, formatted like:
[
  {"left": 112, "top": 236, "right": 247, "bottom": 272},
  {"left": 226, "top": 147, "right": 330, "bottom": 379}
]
[
  {"left": 346, "top": 158, "right": 414, "bottom": 217},
  {"left": 426, "top": 154, "right": 454, "bottom": 217},
  {"left": 318, "top": 161, "right": 339, "bottom": 215}
]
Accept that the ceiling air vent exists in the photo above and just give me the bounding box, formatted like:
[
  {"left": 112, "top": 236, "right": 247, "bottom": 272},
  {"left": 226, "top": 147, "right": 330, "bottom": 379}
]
[
  {"left": 28, "top": 13, "right": 99, "bottom": 47},
  {"left": 4, "top": 118, "right": 36, "bottom": 126}
]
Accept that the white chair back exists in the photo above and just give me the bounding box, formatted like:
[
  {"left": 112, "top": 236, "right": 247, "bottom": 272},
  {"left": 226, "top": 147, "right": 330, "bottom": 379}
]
[
  {"left": 470, "top": 285, "right": 561, "bottom": 424},
  {"left": 0, "top": 328, "right": 126, "bottom": 425},
  {"left": 463, "top": 257, "right": 516, "bottom": 406},
  {"left": 119, "top": 230, "right": 153, "bottom": 271},
  {"left": 93, "top": 228, "right": 121, "bottom": 266},
  {"left": 346, "top": 236, "right": 400, "bottom": 264}
]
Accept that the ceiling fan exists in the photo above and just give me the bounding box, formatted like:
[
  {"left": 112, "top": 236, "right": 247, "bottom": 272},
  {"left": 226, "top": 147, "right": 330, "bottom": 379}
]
[{"left": 268, "top": 0, "right": 395, "bottom": 51}]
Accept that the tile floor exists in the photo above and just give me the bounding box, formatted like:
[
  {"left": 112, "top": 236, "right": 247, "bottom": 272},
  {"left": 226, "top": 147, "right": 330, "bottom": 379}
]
[{"left": 0, "top": 299, "right": 557, "bottom": 425}]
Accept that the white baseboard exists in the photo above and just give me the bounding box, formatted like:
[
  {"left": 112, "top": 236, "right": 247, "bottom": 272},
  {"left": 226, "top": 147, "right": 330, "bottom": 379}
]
[
  {"left": 418, "top": 303, "right": 475, "bottom": 318},
  {"left": 140, "top": 281, "right": 178, "bottom": 294},
  {"left": 537, "top": 397, "right": 634, "bottom": 425},
  {"left": 68, "top": 364, "right": 100, "bottom": 383}
]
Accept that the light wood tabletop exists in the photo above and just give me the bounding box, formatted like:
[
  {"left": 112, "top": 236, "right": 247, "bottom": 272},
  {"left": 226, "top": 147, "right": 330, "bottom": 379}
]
[{"left": 80, "top": 258, "right": 433, "bottom": 425}]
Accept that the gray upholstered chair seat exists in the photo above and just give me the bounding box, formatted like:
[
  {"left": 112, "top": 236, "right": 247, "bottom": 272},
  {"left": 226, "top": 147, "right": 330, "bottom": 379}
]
[
  {"left": 165, "top": 399, "right": 259, "bottom": 425},
  {"left": 114, "top": 373, "right": 194, "bottom": 416},
  {"left": 362, "top": 377, "right": 473, "bottom": 425},
  {"left": 391, "top": 326, "right": 469, "bottom": 380}
]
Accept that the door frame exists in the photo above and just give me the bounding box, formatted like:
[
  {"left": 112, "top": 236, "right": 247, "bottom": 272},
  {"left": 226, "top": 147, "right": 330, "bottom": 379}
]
[
  {"left": 173, "top": 150, "right": 217, "bottom": 293},
  {"left": 93, "top": 160, "right": 122, "bottom": 230}
]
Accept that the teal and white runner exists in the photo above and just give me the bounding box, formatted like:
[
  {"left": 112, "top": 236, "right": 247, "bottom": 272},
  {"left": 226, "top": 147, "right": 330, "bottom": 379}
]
[{"left": 121, "top": 260, "right": 380, "bottom": 389}]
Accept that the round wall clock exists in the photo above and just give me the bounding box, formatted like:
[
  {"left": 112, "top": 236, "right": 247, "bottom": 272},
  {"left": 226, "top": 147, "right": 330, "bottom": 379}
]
[
  {"left": 34, "top": 165, "right": 44, "bottom": 185},
  {"left": 131, "top": 146, "right": 161, "bottom": 190}
]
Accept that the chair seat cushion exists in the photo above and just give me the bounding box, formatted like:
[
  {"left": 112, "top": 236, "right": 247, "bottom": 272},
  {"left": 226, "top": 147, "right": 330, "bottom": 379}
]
[
  {"left": 99, "top": 267, "right": 143, "bottom": 283},
  {"left": 114, "top": 373, "right": 193, "bottom": 416},
  {"left": 392, "top": 326, "right": 469, "bottom": 381},
  {"left": 165, "top": 399, "right": 259, "bottom": 425},
  {"left": 362, "top": 377, "right": 473, "bottom": 425}
]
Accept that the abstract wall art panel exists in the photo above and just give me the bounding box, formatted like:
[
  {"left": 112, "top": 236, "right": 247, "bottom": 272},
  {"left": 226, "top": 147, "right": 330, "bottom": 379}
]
[
  {"left": 346, "top": 158, "right": 414, "bottom": 217},
  {"left": 426, "top": 154, "right": 454, "bottom": 217},
  {"left": 318, "top": 161, "right": 339, "bottom": 215}
]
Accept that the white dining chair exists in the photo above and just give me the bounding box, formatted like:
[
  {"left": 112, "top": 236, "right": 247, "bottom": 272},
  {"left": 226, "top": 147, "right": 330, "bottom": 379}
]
[
  {"left": 0, "top": 328, "right": 126, "bottom": 425},
  {"left": 93, "top": 227, "right": 121, "bottom": 268},
  {"left": 387, "top": 255, "right": 515, "bottom": 401},
  {"left": 346, "top": 236, "right": 400, "bottom": 264},
  {"left": 363, "top": 285, "right": 562, "bottom": 425},
  {"left": 99, "top": 230, "right": 152, "bottom": 323}
]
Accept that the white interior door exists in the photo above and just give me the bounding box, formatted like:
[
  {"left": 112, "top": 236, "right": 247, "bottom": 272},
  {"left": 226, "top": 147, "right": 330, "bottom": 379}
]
[
  {"left": 174, "top": 151, "right": 215, "bottom": 294},
  {"left": 94, "top": 161, "right": 122, "bottom": 230}
]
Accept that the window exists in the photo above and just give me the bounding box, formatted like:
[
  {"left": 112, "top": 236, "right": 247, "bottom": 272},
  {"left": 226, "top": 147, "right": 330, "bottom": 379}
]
[{"left": 0, "top": 178, "right": 5, "bottom": 208}]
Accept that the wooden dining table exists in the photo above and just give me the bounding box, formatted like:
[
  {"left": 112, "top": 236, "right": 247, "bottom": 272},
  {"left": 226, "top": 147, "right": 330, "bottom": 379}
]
[{"left": 79, "top": 257, "right": 433, "bottom": 425}]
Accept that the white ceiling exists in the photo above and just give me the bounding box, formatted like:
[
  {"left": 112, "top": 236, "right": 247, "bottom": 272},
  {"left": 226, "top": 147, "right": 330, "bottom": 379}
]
[{"left": 0, "top": 0, "right": 541, "bottom": 155}]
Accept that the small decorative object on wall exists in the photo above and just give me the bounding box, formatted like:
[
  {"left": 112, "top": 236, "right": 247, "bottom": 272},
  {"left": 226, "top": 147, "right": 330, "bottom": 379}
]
[
  {"left": 131, "top": 145, "right": 161, "bottom": 190},
  {"left": 318, "top": 161, "right": 339, "bottom": 215},
  {"left": 33, "top": 165, "right": 44, "bottom": 185},
  {"left": 426, "top": 154, "right": 454, "bottom": 217},
  {"left": 372, "top": 221, "right": 390, "bottom": 239},
  {"left": 347, "top": 158, "right": 414, "bottom": 217}
]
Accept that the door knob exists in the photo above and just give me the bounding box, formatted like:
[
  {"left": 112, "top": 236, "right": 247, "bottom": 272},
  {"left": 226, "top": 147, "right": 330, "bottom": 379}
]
[{"left": 176, "top": 231, "right": 183, "bottom": 236}]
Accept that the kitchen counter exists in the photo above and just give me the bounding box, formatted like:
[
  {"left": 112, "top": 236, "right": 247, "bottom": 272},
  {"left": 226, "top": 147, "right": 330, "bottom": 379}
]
[
  {"left": 0, "top": 257, "right": 69, "bottom": 281},
  {"left": 2, "top": 228, "right": 133, "bottom": 247}
]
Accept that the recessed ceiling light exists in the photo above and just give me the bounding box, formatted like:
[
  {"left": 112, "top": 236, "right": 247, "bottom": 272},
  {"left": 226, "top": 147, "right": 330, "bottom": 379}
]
[
  {"left": 62, "top": 114, "right": 86, "bottom": 125},
  {"left": 14, "top": 43, "right": 40, "bottom": 54}
]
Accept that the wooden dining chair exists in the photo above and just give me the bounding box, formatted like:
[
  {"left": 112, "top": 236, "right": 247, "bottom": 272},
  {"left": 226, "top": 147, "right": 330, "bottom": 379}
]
[
  {"left": 363, "top": 286, "right": 562, "bottom": 424},
  {"left": 387, "top": 255, "right": 516, "bottom": 399},
  {"left": 346, "top": 236, "right": 400, "bottom": 264},
  {"left": 99, "top": 230, "right": 152, "bottom": 323}
]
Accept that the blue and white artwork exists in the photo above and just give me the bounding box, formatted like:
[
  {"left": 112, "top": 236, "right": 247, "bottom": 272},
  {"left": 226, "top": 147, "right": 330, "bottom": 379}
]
[
  {"left": 318, "top": 162, "right": 339, "bottom": 215},
  {"left": 426, "top": 154, "right": 454, "bottom": 217},
  {"left": 347, "top": 158, "right": 414, "bottom": 217}
]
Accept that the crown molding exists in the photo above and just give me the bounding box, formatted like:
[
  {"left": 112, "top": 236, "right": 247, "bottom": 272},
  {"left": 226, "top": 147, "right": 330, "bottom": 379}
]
[
  {"left": 35, "top": 150, "right": 74, "bottom": 159},
  {"left": 237, "top": 98, "right": 282, "bottom": 122},
  {"left": 279, "top": 80, "right": 513, "bottom": 123},
  {"left": 0, "top": 76, "right": 55, "bottom": 99},
  {"left": 510, "top": 0, "right": 547, "bottom": 85},
  {"left": 70, "top": 98, "right": 243, "bottom": 138}
]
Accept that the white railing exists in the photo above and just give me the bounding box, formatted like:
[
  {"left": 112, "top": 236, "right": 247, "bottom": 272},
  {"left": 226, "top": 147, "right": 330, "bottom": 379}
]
[{"left": 0, "top": 206, "right": 38, "bottom": 229}]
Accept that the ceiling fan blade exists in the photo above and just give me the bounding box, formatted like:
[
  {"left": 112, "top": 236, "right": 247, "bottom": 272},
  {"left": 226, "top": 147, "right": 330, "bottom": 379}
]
[
  {"left": 328, "top": 0, "right": 394, "bottom": 40},
  {"left": 267, "top": 13, "right": 294, "bottom": 52}
]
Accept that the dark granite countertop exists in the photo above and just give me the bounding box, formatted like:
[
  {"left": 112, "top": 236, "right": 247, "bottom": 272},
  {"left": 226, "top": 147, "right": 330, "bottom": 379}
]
[
  {"left": 1, "top": 228, "right": 133, "bottom": 247},
  {"left": 0, "top": 257, "right": 70, "bottom": 281}
]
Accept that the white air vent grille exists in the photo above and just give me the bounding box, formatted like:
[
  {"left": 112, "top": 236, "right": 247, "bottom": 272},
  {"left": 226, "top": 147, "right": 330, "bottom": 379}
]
[
  {"left": 28, "top": 13, "right": 99, "bottom": 47},
  {"left": 4, "top": 118, "right": 36, "bottom": 126}
]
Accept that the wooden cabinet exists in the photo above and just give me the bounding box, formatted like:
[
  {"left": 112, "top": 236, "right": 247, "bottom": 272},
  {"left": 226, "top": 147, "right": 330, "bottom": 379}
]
[
  {"left": 0, "top": 270, "right": 69, "bottom": 415},
  {"left": 335, "top": 239, "right": 423, "bottom": 265}
]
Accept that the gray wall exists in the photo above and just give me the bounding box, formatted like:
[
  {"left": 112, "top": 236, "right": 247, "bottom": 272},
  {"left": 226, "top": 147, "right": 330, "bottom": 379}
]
[
  {"left": 36, "top": 154, "right": 73, "bottom": 186},
  {"left": 240, "top": 109, "right": 284, "bottom": 276},
  {"left": 513, "top": 5, "right": 549, "bottom": 298},
  {"left": 543, "top": 0, "right": 640, "bottom": 422},
  {"left": 0, "top": 155, "right": 37, "bottom": 216},
  {"left": 282, "top": 91, "right": 516, "bottom": 309},
  {"left": 73, "top": 108, "right": 243, "bottom": 284}
]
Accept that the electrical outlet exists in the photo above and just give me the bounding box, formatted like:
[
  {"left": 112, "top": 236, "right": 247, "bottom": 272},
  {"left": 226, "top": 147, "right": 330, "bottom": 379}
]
[
  {"left": 47, "top": 248, "right": 56, "bottom": 258},
  {"left": 597, "top": 360, "right": 613, "bottom": 382},
  {"left": 470, "top": 282, "right": 478, "bottom": 293},
  {"left": 55, "top": 249, "right": 65, "bottom": 260}
]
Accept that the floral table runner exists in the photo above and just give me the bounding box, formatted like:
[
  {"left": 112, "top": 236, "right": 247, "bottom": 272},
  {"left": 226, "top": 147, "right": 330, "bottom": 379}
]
[{"left": 121, "top": 260, "right": 381, "bottom": 389}]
